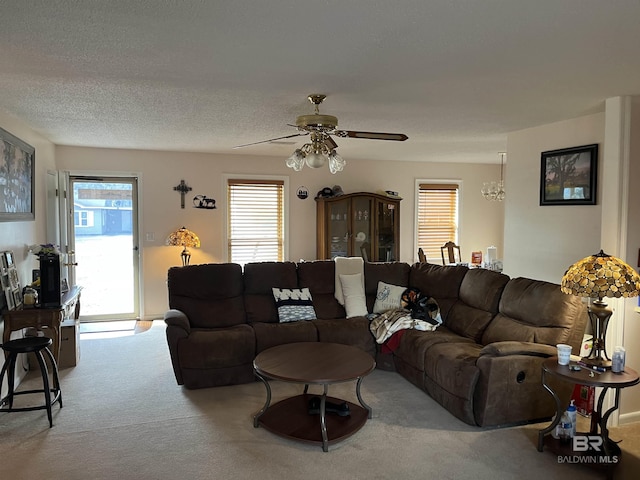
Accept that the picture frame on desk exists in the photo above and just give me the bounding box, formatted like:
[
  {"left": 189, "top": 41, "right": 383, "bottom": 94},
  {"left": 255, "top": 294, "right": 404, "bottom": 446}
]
[{"left": 4, "top": 287, "right": 15, "bottom": 310}]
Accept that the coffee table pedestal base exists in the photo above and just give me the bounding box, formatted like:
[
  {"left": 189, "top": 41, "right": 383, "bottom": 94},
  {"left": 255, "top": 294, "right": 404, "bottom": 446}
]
[{"left": 256, "top": 393, "right": 368, "bottom": 451}]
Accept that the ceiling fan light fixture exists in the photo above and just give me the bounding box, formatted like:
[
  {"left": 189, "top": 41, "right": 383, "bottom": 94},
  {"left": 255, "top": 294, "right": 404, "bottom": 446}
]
[
  {"left": 286, "top": 149, "right": 305, "bottom": 171},
  {"left": 305, "top": 150, "right": 326, "bottom": 168},
  {"left": 328, "top": 150, "right": 345, "bottom": 174}
]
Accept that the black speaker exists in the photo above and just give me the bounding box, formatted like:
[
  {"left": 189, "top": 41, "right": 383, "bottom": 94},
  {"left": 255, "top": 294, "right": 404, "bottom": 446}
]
[{"left": 39, "top": 254, "right": 61, "bottom": 308}]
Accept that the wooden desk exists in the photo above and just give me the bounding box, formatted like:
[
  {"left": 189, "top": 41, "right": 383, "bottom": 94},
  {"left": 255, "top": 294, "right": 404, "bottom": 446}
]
[{"left": 2, "top": 286, "right": 82, "bottom": 364}]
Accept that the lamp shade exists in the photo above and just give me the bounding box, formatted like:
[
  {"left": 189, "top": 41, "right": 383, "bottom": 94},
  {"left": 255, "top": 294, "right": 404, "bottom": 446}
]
[
  {"left": 561, "top": 250, "right": 640, "bottom": 300},
  {"left": 166, "top": 227, "right": 201, "bottom": 248},
  {"left": 166, "top": 227, "right": 200, "bottom": 266}
]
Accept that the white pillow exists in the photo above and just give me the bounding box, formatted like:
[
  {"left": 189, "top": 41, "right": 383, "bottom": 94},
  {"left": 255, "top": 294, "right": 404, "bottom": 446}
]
[
  {"left": 340, "top": 273, "right": 368, "bottom": 318},
  {"left": 373, "top": 281, "right": 406, "bottom": 313}
]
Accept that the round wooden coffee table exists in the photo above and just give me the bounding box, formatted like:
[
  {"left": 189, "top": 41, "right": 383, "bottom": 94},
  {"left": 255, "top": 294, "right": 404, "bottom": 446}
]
[{"left": 253, "top": 342, "right": 376, "bottom": 452}]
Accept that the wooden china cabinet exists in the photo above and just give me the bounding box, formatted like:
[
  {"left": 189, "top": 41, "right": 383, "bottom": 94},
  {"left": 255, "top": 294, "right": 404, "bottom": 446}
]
[{"left": 316, "top": 192, "right": 401, "bottom": 262}]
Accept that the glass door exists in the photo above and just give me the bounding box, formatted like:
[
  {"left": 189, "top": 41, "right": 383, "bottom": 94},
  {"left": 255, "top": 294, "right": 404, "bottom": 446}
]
[
  {"left": 377, "top": 200, "right": 397, "bottom": 261},
  {"left": 328, "top": 199, "right": 349, "bottom": 259},
  {"left": 352, "top": 196, "right": 373, "bottom": 261},
  {"left": 67, "top": 176, "right": 140, "bottom": 321}
]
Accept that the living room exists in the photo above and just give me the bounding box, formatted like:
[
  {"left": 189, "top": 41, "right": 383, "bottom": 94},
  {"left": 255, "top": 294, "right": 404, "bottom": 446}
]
[{"left": 2, "top": 2, "right": 640, "bottom": 477}]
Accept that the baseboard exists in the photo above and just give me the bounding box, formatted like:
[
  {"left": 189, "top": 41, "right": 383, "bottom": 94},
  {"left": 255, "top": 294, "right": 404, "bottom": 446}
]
[
  {"left": 619, "top": 410, "right": 640, "bottom": 425},
  {"left": 142, "top": 314, "right": 164, "bottom": 321}
]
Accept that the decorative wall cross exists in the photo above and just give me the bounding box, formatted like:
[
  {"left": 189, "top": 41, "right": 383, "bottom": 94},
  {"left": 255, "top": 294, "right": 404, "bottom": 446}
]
[{"left": 173, "top": 180, "right": 192, "bottom": 209}]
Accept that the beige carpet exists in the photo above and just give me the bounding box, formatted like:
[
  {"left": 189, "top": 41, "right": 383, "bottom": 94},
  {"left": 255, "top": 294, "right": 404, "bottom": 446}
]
[{"left": 1, "top": 321, "right": 638, "bottom": 480}]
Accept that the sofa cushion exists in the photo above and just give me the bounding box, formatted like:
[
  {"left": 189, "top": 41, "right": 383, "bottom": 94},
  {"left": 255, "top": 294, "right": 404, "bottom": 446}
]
[
  {"left": 312, "top": 317, "right": 376, "bottom": 358},
  {"left": 409, "top": 263, "right": 468, "bottom": 319},
  {"left": 481, "top": 277, "right": 587, "bottom": 348},
  {"left": 364, "top": 262, "right": 411, "bottom": 312},
  {"left": 393, "top": 326, "right": 474, "bottom": 373},
  {"left": 167, "top": 263, "right": 246, "bottom": 329},
  {"left": 340, "top": 273, "right": 368, "bottom": 318},
  {"left": 297, "top": 260, "right": 346, "bottom": 319},
  {"left": 423, "top": 342, "right": 482, "bottom": 425},
  {"left": 272, "top": 287, "right": 317, "bottom": 322},
  {"left": 373, "top": 281, "right": 407, "bottom": 313},
  {"left": 244, "top": 262, "right": 298, "bottom": 324},
  {"left": 178, "top": 325, "right": 256, "bottom": 369},
  {"left": 252, "top": 320, "right": 318, "bottom": 353},
  {"left": 445, "top": 269, "right": 510, "bottom": 342}
]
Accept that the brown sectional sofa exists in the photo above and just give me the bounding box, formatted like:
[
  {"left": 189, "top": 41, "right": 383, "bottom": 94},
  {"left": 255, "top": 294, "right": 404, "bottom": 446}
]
[{"left": 164, "top": 260, "right": 587, "bottom": 427}]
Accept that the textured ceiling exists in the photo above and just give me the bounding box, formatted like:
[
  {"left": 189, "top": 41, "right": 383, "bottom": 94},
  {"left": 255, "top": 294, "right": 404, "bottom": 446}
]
[{"left": 1, "top": 1, "right": 639, "bottom": 164}]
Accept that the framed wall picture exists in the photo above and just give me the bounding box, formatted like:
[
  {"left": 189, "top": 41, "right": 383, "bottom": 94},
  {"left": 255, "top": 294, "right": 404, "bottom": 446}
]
[
  {"left": 0, "top": 126, "right": 35, "bottom": 221},
  {"left": 4, "top": 287, "right": 15, "bottom": 310},
  {"left": 540, "top": 144, "right": 598, "bottom": 206}
]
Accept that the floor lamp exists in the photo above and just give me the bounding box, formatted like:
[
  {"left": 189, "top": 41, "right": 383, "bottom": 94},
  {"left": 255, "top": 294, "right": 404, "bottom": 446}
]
[{"left": 561, "top": 250, "right": 640, "bottom": 369}]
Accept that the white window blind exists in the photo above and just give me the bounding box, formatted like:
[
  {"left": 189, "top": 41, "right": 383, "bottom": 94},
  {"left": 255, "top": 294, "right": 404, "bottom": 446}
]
[
  {"left": 227, "top": 179, "right": 284, "bottom": 265},
  {"left": 417, "top": 183, "right": 459, "bottom": 264}
]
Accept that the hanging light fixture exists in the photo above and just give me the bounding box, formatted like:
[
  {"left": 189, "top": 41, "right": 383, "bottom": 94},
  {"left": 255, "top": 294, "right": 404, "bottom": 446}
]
[
  {"left": 286, "top": 131, "right": 345, "bottom": 174},
  {"left": 481, "top": 152, "right": 506, "bottom": 201}
]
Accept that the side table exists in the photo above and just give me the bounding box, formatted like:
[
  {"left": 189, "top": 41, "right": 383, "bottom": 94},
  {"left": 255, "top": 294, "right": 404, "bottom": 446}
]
[
  {"left": 538, "top": 357, "right": 639, "bottom": 470},
  {"left": 2, "top": 286, "right": 82, "bottom": 365}
]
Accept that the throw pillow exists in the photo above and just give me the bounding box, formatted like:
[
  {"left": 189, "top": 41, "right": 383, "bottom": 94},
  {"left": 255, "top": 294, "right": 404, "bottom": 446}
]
[
  {"left": 340, "top": 273, "right": 368, "bottom": 318},
  {"left": 272, "top": 287, "right": 317, "bottom": 323},
  {"left": 373, "top": 281, "right": 407, "bottom": 314}
]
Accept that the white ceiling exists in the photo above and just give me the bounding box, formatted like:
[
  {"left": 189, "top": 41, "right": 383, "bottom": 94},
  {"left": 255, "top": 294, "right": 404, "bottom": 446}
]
[{"left": 1, "top": 1, "right": 639, "bottom": 164}]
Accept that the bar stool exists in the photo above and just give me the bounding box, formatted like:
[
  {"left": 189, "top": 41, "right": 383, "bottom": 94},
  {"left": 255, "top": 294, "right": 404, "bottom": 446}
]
[{"left": 0, "top": 336, "right": 63, "bottom": 427}]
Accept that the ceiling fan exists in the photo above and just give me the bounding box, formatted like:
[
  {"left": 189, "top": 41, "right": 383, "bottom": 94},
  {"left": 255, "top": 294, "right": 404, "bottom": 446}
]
[{"left": 234, "top": 94, "right": 409, "bottom": 173}]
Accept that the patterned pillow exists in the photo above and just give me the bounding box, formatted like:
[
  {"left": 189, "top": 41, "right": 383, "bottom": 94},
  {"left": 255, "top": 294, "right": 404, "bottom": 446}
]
[
  {"left": 373, "top": 281, "right": 407, "bottom": 313},
  {"left": 272, "top": 287, "right": 317, "bottom": 322}
]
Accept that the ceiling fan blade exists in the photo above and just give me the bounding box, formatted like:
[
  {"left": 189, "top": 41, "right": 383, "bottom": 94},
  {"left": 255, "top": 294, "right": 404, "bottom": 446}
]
[
  {"left": 335, "top": 130, "right": 408, "bottom": 141},
  {"left": 233, "top": 132, "right": 308, "bottom": 149}
]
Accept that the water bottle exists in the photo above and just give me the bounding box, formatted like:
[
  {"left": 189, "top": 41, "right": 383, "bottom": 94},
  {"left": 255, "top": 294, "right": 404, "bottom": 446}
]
[
  {"left": 558, "top": 411, "right": 572, "bottom": 444},
  {"left": 612, "top": 346, "right": 626, "bottom": 373},
  {"left": 567, "top": 400, "right": 577, "bottom": 438}
]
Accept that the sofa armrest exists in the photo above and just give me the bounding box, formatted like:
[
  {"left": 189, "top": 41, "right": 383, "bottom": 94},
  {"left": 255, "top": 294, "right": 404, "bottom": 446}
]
[
  {"left": 164, "top": 308, "right": 191, "bottom": 334},
  {"left": 480, "top": 341, "right": 556, "bottom": 358}
]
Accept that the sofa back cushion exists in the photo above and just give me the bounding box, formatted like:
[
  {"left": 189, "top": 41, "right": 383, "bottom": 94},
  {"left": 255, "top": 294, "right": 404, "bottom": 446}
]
[
  {"left": 409, "top": 263, "right": 468, "bottom": 318},
  {"left": 297, "top": 260, "right": 346, "bottom": 319},
  {"left": 481, "top": 277, "right": 587, "bottom": 349},
  {"left": 364, "top": 262, "right": 411, "bottom": 312},
  {"left": 244, "top": 262, "right": 298, "bottom": 323},
  {"left": 445, "top": 269, "right": 510, "bottom": 342},
  {"left": 167, "top": 263, "right": 245, "bottom": 328}
]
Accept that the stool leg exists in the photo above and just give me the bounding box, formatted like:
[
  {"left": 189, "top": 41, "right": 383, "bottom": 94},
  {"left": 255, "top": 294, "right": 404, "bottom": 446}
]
[
  {"left": 42, "top": 346, "right": 63, "bottom": 408},
  {"left": 0, "top": 353, "right": 13, "bottom": 407},
  {"left": 6, "top": 353, "right": 18, "bottom": 409},
  {"left": 34, "top": 350, "right": 54, "bottom": 428}
]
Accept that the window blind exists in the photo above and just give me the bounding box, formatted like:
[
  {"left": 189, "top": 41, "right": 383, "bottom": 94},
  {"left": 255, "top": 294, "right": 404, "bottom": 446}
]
[
  {"left": 227, "top": 179, "right": 284, "bottom": 265},
  {"left": 417, "top": 183, "right": 459, "bottom": 264}
]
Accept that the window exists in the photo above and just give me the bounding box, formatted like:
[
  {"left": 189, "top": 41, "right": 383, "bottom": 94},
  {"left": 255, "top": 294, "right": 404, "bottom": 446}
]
[
  {"left": 227, "top": 178, "right": 285, "bottom": 265},
  {"left": 74, "top": 210, "right": 94, "bottom": 228},
  {"left": 417, "top": 183, "right": 459, "bottom": 264}
]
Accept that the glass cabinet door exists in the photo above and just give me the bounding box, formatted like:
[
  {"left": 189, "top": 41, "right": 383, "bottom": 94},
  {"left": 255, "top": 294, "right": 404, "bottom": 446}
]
[
  {"left": 377, "top": 200, "right": 397, "bottom": 261},
  {"left": 352, "top": 196, "right": 373, "bottom": 261},
  {"left": 328, "top": 198, "right": 349, "bottom": 259}
]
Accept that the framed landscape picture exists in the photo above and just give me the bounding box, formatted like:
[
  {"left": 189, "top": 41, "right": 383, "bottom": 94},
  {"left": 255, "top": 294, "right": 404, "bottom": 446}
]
[
  {"left": 540, "top": 144, "right": 598, "bottom": 206},
  {"left": 0, "top": 126, "right": 35, "bottom": 221}
]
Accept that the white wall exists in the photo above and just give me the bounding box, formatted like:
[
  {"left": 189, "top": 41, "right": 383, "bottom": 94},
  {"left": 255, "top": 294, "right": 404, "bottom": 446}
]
[
  {"left": 55, "top": 146, "right": 504, "bottom": 319},
  {"left": 0, "top": 112, "right": 56, "bottom": 398},
  {"left": 504, "top": 113, "right": 605, "bottom": 282}
]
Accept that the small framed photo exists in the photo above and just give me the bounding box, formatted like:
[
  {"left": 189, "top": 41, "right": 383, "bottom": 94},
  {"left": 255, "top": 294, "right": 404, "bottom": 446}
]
[
  {"left": 32, "top": 269, "right": 41, "bottom": 282},
  {"left": 61, "top": 278, "right": 69, "bottom": 293},
  {"left": 12, "top": 289, "right": 22, "bottom": 308},
  {"left": 8, "top": 268, "right": 19, "bottom": 290},
  {"left": 4, "top": 287, "right": 15, "bottom": 310},
  {"left": 4, "top": 251, "right": 14, "bottom": 267},
  {"left": 0, "top": 274, "right": 9, "bottom": 289},
  {"left": 540, "top": 144, "right": 598, "bottom": 206}
]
